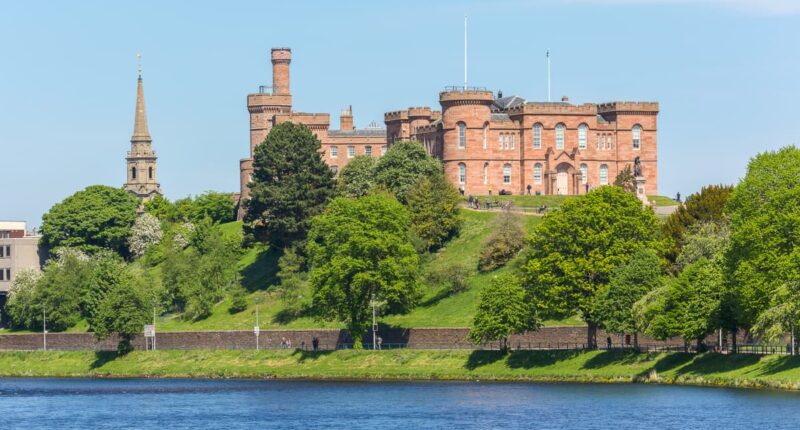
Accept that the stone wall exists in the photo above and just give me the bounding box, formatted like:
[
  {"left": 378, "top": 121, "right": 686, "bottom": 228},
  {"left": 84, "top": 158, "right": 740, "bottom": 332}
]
[{"left": 0, "top": 327, "right": 748, "bottom": 352}]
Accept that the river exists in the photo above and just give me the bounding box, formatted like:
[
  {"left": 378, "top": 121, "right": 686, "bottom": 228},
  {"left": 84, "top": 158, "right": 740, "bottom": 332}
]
[{"left": 0, "top": 378, "right": 798, "bottom": 429}]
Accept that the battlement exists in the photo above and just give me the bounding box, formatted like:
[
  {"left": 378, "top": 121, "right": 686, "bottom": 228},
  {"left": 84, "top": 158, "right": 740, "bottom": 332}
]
[
  {"left": 274, "top": 112, "right": 330, "bottom": 128},
  {"left": 597, "top": 101, "right": 659, "bottom": 114},
  {"left": 512, "top": 102, "right": 596, "bottom": 116},
  {"left": 439, "top": 87, "right": 494, "bottom": 105},
  {"left": 271, "top": 48, "right": 292, "bottom": 62},
  {"left": 384, "top": 110, "right": 409, "bottom": 122},
  {"left": 247, "top": 93, "right": 292, "bottom": 109},
  {"left": 408, "top": 107, "right": 432, "bottom": 118}
]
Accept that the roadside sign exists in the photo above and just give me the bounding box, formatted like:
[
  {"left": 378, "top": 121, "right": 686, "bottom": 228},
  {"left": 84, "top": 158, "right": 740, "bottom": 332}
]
[
  {"left": 254, "top": 326, "right": 260, "bottom": 335},
  {"left": 144, "top": 324, "right": 155, "bottom": 337}
]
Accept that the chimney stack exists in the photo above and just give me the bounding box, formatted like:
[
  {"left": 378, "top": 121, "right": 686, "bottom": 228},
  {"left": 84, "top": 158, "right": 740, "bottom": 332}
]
[
  {"left": 340, "top": 105, "right": 353, "bottom": 131},
  {"left": 271, "top": 48, "right": 291, "bottom": 95}
]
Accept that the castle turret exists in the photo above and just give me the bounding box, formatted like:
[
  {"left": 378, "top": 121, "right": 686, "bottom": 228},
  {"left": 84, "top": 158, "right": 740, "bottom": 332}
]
[
  {"left": 439, "top": 87, "right": 493, "bottom": 193},
  {"left": 272, "top": 47, "right": 291, "bottom": 96},
  {"left": 124, "top": 64, "right": 161, "bottom": 200}
]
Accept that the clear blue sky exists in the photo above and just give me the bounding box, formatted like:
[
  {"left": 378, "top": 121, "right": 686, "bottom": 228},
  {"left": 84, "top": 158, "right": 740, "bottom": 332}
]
[{"left": 2, "top": 0, "right": 799, "bottom": 226}]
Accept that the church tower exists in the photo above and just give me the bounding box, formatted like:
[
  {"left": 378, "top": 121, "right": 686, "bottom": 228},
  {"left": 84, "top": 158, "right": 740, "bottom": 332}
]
[{"left": 124, "top": 62, "right": 162, "bottom": 200}]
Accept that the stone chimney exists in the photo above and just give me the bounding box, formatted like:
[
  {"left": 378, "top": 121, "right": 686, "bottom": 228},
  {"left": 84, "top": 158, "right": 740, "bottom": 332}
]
[
  {"left": 340, "top": 105, "right": 353, "bottom": 131},
  {"left": 271, "top": 48, "right": 291, "bottom": 95}
]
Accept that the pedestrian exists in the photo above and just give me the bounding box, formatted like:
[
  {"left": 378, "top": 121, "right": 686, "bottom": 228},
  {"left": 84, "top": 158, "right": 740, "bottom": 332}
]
[
  {"left": 312, "top": 336, "right": 319, "bottom": 351},
  {"left": 468, "top": 194, "right": 474, "bottom": 208},
  {"left": 300, "top": 340, "right": 306, "bottom": 350},
  {"left": 527, "top": 184, "right": 532, "bottom": 195},
  {"left": 585, "top": 183, "right": 589, "bottom": 194},
  {"left": 606, "top": 336, "right": 612, "bottom": 350},
  {"left": 459, "top": 186, "right": 465, "bottom": 196},
  {"left": 281, "top": 337, "right": 287, "bottom": 349},
  {"left": 488, "top": 184, "right": 493, "bottom": 196},
  {"left": 377, "top": 336, "right": 383, "bottom": 350},
  {"left": 485, "top": 196, "right": 491, "bottom": 209}
]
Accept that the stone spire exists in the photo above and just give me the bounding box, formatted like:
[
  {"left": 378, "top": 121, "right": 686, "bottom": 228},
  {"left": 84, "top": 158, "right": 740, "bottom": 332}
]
[
  {"left": 124, "top": 56, "right": 161, "bottom": 200},
  {"left": 131, "top": 67, "right": 151, "bottom": 143}
]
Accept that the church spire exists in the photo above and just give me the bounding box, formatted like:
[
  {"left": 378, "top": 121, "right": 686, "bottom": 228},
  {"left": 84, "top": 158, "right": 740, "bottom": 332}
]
[{"left": 131, "top": 54, "right": 151, "bottom": 143}]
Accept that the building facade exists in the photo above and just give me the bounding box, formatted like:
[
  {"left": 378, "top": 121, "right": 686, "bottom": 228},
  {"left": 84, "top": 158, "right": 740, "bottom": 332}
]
[
  {"left": 386, "top": 89, "right": 658, "bottom": 196},
  {"left": 0, "top": 222, "right": 43, "bottom": 317},
  {"left": 238, "top": 48, "right": 386, "bottom": 218},
  {"left": 124, "top": 67, "right": 162, "bottom": 200}
]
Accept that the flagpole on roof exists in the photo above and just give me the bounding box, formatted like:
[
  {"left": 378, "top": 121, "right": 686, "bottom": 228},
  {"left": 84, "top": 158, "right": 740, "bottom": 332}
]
[{"left": 547, "top": 49, "right": 551, "bottom": 102}]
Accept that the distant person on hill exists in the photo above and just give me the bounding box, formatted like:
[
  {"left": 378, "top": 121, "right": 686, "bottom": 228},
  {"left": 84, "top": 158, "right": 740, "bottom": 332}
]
[
  {"left": 606, "top": 336, "right": 612, "bottom": 349},
  {"left": 485, "top": 196, "right": 491, "bottom": 209},
  {"left": 468, "top": 195, "right": 474, "bottom": 208},
  {"left": 527, "top": 184, "right": 532, "bottom": 195},
  {"left": 312, "top": 337, "right": 319, "bottom": 351}
]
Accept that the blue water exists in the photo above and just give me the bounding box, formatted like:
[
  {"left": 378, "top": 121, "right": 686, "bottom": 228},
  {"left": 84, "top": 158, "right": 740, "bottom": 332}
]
[{"left": 0, "top": 378, "right": 799, "bottom": 429}]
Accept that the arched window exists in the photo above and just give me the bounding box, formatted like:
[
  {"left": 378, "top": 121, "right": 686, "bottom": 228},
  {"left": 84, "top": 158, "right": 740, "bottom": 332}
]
[
  {"left": 131, "top": 167, "right": 136, "bottom": 180},
  {"left": 533, "top": 163, "right": 542, "bottom": 184},
  {"left": 600, "top": 164, "right": 609, "bottom": 185},
  {"left": 555, "top": 123, "right": 565, "bottom": 150},
  {"left": 483, "top": 162, "right": 489, "bottom": 184},
  {"left": 632, "top": 125, "right": 642, "bottom": 150},
  {"left": 482, "top": 123, "right": 488, "bottom": 149},
  {"left": 580, "top": 163, "right": 588, "bottom": 185},
  {"left": 578, "top": 124, "right": 588, "bottom": 149},
  {"left": 458, "top": 163, "right": 466, "bottom": 184},
  {"left": 503, "top": 163, "right": 512, "bottom": 184},
  {"left": 148, "top": 166, "right": 153, "bottom": 179},
  {"left": 533, "top": 123, "right": 542, "bottom": 149},
  {"left": 457, "top": 122, "right": 466, "bottom": 149}
]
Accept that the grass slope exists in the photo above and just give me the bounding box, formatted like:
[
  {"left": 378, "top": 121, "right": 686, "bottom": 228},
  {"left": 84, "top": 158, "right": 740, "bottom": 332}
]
[{"left": 3, "top": 349, "right": 800, "bottom": 390}]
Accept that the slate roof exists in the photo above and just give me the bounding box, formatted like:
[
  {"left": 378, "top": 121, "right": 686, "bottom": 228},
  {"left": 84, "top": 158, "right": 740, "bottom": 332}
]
[
  {"left": 491, "top": 113, "right": 511, "bottom": 122},
  {"left": 492, "top": 95, "right": 526, "bottom": 111}
]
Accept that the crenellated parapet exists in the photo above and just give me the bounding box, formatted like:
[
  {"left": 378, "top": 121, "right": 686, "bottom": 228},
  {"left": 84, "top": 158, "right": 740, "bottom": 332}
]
[{"left": 597, "top": 101, "right": 659, "bottom": 115}]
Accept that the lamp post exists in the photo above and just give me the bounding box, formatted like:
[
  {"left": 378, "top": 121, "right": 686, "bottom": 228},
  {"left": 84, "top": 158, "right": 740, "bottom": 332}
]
[
  {"left": 152, "top": 297, "right": 158, "bottom": 351},
  {"left": 42, "top": 307, "right": 47, "bottom": 351},
  {"left": 371, "top": 294, "right": 377, "bottom": 350},
  {"left": 254, "top": 296, "right": 262, "bottom": 351}
]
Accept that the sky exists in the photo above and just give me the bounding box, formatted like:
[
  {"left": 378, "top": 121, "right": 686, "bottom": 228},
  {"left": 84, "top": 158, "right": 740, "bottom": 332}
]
[{"left": 1, "top": 0, "right": 798, "bottom": 226}]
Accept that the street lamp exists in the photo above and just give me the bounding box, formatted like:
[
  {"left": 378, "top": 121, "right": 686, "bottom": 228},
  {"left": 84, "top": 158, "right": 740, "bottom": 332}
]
[
  {"left": 254, "top": 296, "right": 263, "bottom": 351},
  {"left": 42, "top": 307, "right": 47, "bottom": 352},
  {"left": 371, "top": 294, "right": 377, "bottom": 350}
]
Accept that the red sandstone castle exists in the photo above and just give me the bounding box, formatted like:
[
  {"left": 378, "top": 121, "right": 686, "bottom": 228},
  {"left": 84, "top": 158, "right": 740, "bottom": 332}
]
[{"left": 239, "top": 48, "right": 658, "bottom": 214}]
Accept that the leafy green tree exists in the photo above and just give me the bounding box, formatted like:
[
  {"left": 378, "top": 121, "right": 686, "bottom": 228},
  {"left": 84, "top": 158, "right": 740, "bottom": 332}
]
[
  {"left": 228, "top": 284, "right": 249, "bottom": 314},
  {"left": 726, "top": 147, "right": 800, "bottom": 336},
  {"left": 93, "top": 275, "right": 151, "bottom": 354},
  {"left": 244, "top": 122, "right": 336, "bottom": 248},
  {"left": 594, "top": 248, "right": 663, "bottom": 348},
  {"left": 469, "top": 274, "right": 540, "bottom": 352},
  {"left": 144, "top": 194, "right": 177, "bottom": 223},
  {"left": 337, "top": 155, "right": 378, "bottom": 198},
  {"left": 41, "top": 185, "right": 139, "bottom": 258},
  {"left": 613, "top": 164, "right": 635, "bottom": 192},
  {"left": 308, "top": 193, "right": 420, "bottom": 347},
  {"left": 406, "top": 173, "right": 462, "bottom": 251},
  {"left": 373, "top": 140, "right": 442, "bottom": 203},
  {"left": 83, "top": 253, "right": 132, "bottom": 330},
  {"left": 662, "top": 184, "right": 733, "bottom": 263},
  {"left": 478, "top": 210, "right": 526, "bottom": 272},
  {"left": 192, "top": 192, "right": 236, "bottom": 224},
  {"left": 522, "top": 186, "right": 661, "bottom": 349},
  {"left": 675, "top": 221, "right": 730, "bottom": 271},
  {"left": 173, "top": 197, "right": 195, "bottom": 223}
]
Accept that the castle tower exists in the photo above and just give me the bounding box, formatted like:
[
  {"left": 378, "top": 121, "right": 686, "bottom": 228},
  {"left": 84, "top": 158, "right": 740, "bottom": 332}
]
[
  {"left": 439, "top": 88, "right": 494, "bottom": 194},
  {"left": 124, "top": 64, "right": 162, "bottom": 200}
]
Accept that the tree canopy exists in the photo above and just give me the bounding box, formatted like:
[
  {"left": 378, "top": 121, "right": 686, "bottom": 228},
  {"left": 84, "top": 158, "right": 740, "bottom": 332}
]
[
  {"left": 336, "top": 155, "right": 378, "bottom": 198},
  {"left": 41, "top": 185, "right": 139, "bottom": 258},
  {"left": 244, "top": 122, "right": 336, "bottom": 248},
  {"left": 469, "top": 274, "right": 540, "bottom": 351},
  {"left": 373, "top": 140, "right": 442, "bottom": 203},
  {"left": 405, "top": 173, "right": 462, "bottom": 251},
  {"left": 662, "top": 184, "right": 733, "bottom": 263}
]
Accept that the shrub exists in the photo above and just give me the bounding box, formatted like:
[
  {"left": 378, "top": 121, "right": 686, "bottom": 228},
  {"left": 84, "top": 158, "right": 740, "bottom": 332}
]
[
  {"left": 478, "top": 211, "right": 526, "bottom": 272},
  {"left": 129, "top": 213, "right": 163, "bottom": 258},
  {"left": 426, "top": 263, "right": 471, "bottom": 295}
]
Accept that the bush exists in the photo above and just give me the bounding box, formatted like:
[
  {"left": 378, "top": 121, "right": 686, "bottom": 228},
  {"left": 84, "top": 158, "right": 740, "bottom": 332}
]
[
  {"left": 129, "top": 213, "right": 163, "bottom": 258},
  {"left": 426, "top": 263, "right": 471, "bottom": 295},
  {"left": 478, "top": 211, "right": 526, "bottom": 272},
  {"left": 229, "top": 284, "right": 248, "bottom": 314}
]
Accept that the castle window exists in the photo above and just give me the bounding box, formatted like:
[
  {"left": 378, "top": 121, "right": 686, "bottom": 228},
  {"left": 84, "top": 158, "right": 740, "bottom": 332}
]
[
  {"left": 578, "top": 124, "right": 588, "bottom": 149},
  {"left": 533, "top": 163, "right": 542, "bottom": 184},
  {"left": 131, "top": 167, "right": 137, "bottom": 179},
  {"left": 632, "top": 125, "right": 642, "bottom": 150},
  {"left": 606, "top": 135, "right": 612, "bottom": 150},
  {"left": 483, "top": 162, "right": 489, "bottom": 184},
  {"left": 347, "top": 146, "right": 355, "bottom": 158},
  {"left": 148, "top": 167, "right": 153, "bottom": 179},
  {"left": 511, "top": 134, "right": 515, "bottom": 150},
  {"left": 381, "top": 145, "right": 388, "bottom": 156},
  {"left": 365, "top": 146, "right": 372, "bottom": 157},
  {"left": 555, "top": 123, "right": 565, "bottom": 150},
  {"left": 458, "top": 163, "right": 466, "bottom": 184},
  {"left": 483, "top": 123, "right": 488, "bottom": 149},
  {"left": 533, "top": 123, "right": 542, "bottom": 149},
  {"left": 331, "top": 146, "right": 338, "bottom": 158},
  {"left": 596, "top": 134, "right": 601, "bottom": 150},
  {"left": 600, "top": 164, "right": 609, "bottom": 185},
  {"left": 580, "top": 163, "right": 588, "bottom": 185},
  {"left": 457, "top": 122, "right": 466, "bottom": 149},
  {"left": 503, "top": 163, "right": 512, "bottom": 184},
  {"left": 499, "top": 133, "right": 503, "bottom": 149}
]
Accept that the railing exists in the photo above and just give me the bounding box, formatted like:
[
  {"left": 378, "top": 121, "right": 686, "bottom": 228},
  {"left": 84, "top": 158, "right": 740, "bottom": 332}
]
[{"left": 443, "top": 85, "right": 489, "bottom": 92}]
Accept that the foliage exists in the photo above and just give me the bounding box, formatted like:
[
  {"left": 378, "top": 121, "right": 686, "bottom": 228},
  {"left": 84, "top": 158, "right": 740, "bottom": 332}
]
[
  {"left": 425, "top": 263, "right": 471, "bottom": 296},
  {"left": 308, "top": 193, "right": 420, "bottom": 346},
  {"left": 726, "top": 147, "right": 800, "bottom": 331},
  {"left": 93, "top": 275, "right": 152, "bottom": 354},
  {"left": 275, "top": 247, "right": 309, "bottom": 315},
  {"left": 244, "top": 122, "right": 336, "bottom": 249},
  {"left": 129, "top": 213, "right": 163, "bottom": 258},
  {"left": 478, "top": 210, "right": 526, "bottom": 272},
  {"left": 83, "top": 253, "right": 132, "bottom": 329},
  {"left": 406, "top": 173, "right": 463, "bottom": 251},
  {"left": 675, "top": 222, "right": 730, "bottom": 271},
  {"left": 373, "top": 140, "right": 442, "bottom": 203},
  {"left": 336, "top": 155, "right": 378, "bottom": 198},
  {"left": 662, "top": 184, "right": 733, "bottom": 263},
  {"left": 594, "top": 248, "right": 663, "bottom": 341},
  {"left": 468, "top": 274, "right": 540, "bottom": 351},
  {"left": 522, "top": 186, "right": 662, "bottom": 348},
  {"left": 228, "top": 284, "right": 249, "bottom": 314},
  {"left": 144, "top": 194, "right": 178, "bottom": 223},
  {"left": 40, "top": 185, "right": 139, "bottom": 258},
  {"left": 191, "top": 192, "right": 236, "bottom": 224},
  {"left": 613, "top": 164, "right": 635, "bottom": 192}
]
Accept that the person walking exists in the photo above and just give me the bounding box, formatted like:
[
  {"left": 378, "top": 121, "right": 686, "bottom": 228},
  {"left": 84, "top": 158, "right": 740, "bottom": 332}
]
[
  {"left": 377, "top": 336, "right": 383, "bottom": 350},
  {"left": 526, "top": 184, "right": 532, "bottom": 195}
]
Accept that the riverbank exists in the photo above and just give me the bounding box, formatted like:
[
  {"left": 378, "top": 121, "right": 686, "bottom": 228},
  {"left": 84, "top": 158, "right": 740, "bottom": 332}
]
[{"left": 1, "top": 349, "right": 800, "bottom": 390}]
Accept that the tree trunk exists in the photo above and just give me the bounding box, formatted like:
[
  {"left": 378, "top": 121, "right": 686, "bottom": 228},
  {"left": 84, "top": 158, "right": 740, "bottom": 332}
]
[
  {"left": 731, "top": 327, "right": 738, "bottom": 353},
  {"left": 587, "top": 321, "right": 598, "bottom": 350},
  {"left": 633, "top": 332, "right": 639, "bottom": 350},
  {"left": 792, "top": 324, "right": 796, "bottom": 356},
  {"left": 696, "top": 337, "right": 704, "bottom": 352}
]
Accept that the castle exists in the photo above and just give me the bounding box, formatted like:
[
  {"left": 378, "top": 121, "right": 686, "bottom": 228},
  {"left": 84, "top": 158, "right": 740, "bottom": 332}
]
[{"left": 238, "top": 47, "right": 658, "bottom": 215}]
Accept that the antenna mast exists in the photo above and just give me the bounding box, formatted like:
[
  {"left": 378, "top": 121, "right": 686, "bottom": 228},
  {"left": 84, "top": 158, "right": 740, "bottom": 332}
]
[
  {"left": 547, "top": 49, "right": 551, "bottom": 102},
  {"left": 464, "top": 16, "right": 468, "bottom": 91}
]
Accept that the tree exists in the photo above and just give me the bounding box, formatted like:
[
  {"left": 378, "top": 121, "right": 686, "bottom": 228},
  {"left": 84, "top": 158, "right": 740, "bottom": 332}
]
[
  {"left": 40, "top": 185, "right": 139, "bottom": 258},
  {"left": 662, "top": 184, "right": 733, "bottom": 263},
  {"left": 613, "top": 164, "right": 635, "bottom": 192},
  {"left": 83, "top": 253, "right": 132, "bottom": 330},
  {"left": 726, "top": 147, "right": 800, "bottom": 336},
  {"left": 522, "top": 186, "right": 662, "bottom": 349},
  {"left": 752, "top": 279, "right": 800, "bottom": 355},
  {"left": 405, "top": 173, "right": 462, "bottom": 251},
  {"left": 93, "top": 275, "right": 151, "bottom": 354},
  {"left": 675, "top": 221, "right": 730, "bottom": 272},
  {"left": 373, "top": 140, "right": 442, "bottom": 203},
  {"left": 478, "top": 210, "right": 526, "bottom": 272},
  {"left": 336, "top": 155, "right": 378, "bottom": 198},
  {"left": 244, "top": 122, "right": 336, "bottom": 248},
  {"left": 594, "top": 248, "right": 663, "bottom": 348},
  {"left": 144, "top": 194, "right": 178, "bottom": 223},
  {"left": 129, "top": 213, "right": 163, "bottom": 258},
  {"left": 308, "top": 193, "right": 420, "bottom": 347},
  {"left": 191, "top": 191, "right": 236, "bottom": 224},
  {"left": 469, "top": 274, "right": 540, "bottom": 352}
]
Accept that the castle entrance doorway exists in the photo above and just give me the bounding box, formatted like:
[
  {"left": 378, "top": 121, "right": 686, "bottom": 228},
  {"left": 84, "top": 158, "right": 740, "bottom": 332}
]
[{"left": 556, "top": 168, "right": 569, "bottom": 195}]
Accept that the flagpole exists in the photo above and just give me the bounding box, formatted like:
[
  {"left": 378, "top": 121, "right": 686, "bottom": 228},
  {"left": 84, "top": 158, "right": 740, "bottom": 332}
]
[
  {"left": 464, "top": 16, "right": 468, "bottom": 91},
  {"left": 547, "top": 49, "right": 551, "bottom": 102}
]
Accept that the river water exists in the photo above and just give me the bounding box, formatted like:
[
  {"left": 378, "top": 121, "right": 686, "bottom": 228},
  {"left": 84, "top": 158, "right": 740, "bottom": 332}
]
[{"left": 0, "top": 378, "right": 798, "bottom": 429}]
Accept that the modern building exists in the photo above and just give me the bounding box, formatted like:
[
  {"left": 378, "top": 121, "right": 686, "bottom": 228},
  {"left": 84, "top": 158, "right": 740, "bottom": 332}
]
[
  {"left": 0, "top": 222, "right": 43, "bottom": 317},
  {"left": 386, "top": 90, "right": 658, "bottom": 196},
  {"left": 124, "top": 64, "right": 162, "bottom": 200},
  {"left": 238, "top": 48, "right": 386, "bottom": 218}
]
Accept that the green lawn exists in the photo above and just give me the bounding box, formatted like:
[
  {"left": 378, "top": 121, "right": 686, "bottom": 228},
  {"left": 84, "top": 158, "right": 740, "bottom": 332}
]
[
  {"left": 647, "top": 195, "right": 679, "bottom": 206},
  {"left": 3, "top": 349, "right": 800, "bottom": 390},
  {"left": 467, "top": 195, "right": 572, "bottom": 209}
]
